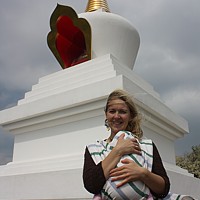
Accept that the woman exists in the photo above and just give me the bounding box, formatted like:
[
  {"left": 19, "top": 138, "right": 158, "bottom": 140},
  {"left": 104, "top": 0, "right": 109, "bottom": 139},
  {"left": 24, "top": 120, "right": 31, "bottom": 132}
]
[{"left": 83, "top": 89, "right": 170, "bottom": 199}]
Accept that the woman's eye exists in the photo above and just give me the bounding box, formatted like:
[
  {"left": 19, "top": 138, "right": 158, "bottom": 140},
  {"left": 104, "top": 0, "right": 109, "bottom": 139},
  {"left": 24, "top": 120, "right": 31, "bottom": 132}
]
[
  {"left": 108, "top": 110, "right": 115, "bottom": 114},
  {"left": 108, "top": 109, "right": 128, "bottom": 114}
]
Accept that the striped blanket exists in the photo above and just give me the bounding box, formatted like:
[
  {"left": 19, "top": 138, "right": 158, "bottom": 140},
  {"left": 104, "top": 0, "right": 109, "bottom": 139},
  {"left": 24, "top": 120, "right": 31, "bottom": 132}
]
[
  {"left": 87, "top": 131, "right": 154, "bottom": 200},
  {"left": 92, "top": 193, "right": 195, "bottom": 200},
  {"left": 88, "top": 131, "right": 194, "bottom": 200}
]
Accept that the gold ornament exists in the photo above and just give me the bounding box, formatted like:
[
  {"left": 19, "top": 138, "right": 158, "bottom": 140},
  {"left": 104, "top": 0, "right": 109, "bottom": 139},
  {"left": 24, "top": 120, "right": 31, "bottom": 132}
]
[{"left": 85, "top": 0, "right": 110, "bottom": 12}]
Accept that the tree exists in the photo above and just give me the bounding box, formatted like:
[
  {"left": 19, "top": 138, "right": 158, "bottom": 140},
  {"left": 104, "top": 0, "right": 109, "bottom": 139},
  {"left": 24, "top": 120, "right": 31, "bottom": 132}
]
[{"left": 176, "top": 145, "right": 200, "bottom": 179}]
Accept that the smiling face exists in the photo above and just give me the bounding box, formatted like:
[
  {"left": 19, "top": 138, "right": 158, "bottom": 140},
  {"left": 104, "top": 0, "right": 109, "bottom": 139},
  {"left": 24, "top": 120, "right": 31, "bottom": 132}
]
[{"left": 106, "top": 99, "right": 131, "bottom": 136}]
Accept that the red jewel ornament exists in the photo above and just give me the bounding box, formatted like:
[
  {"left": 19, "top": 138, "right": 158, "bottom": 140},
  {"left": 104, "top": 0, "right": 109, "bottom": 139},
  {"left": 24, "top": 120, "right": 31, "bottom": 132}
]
[{"left": 47, "top": 4, "right": 92, "bottom": 69}]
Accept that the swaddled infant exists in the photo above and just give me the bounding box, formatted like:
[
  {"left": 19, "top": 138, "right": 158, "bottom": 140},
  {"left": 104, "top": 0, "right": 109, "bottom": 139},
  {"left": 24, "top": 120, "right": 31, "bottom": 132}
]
[{"left": 88, "top": 131, "right": 153, "bottom": 200}]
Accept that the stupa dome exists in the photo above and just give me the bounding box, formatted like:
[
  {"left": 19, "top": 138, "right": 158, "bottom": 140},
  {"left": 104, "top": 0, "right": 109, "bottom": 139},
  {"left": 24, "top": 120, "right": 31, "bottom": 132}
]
[{"left": 79, "top": 9, "right": 140, "bottom": 69}]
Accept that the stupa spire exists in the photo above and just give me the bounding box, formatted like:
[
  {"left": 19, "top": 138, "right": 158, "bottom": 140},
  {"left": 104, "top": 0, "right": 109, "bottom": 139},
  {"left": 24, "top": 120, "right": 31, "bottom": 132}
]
[{"left": 85, "top": 0, "right": 110, "bottom": 12}]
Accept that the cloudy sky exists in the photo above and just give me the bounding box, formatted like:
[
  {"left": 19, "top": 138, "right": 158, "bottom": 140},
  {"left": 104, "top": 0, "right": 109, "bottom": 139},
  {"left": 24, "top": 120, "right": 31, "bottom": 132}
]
[{"left": 0, "top": 0, "right": 199, "bottom": 165}]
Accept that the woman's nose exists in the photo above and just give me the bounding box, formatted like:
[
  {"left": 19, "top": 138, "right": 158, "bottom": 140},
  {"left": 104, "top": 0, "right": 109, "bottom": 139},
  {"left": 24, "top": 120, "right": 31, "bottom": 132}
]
[{"left": 113, "top": 112, "right": 120, "bottom": 118}]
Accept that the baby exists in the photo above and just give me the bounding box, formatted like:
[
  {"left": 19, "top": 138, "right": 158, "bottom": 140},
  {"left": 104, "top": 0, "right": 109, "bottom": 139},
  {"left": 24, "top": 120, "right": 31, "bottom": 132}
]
[{"left": 88, "top": 131, "right": 153, "bottom": 200}]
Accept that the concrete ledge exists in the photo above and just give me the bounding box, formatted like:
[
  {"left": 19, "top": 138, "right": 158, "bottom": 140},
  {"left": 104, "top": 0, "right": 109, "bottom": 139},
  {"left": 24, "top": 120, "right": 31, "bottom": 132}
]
[
  {"left": 167, "top": 170, "right": 200, "bottom": 199},
  {"left": 0, "top": 168, "right": 92, "bottom": 200}
]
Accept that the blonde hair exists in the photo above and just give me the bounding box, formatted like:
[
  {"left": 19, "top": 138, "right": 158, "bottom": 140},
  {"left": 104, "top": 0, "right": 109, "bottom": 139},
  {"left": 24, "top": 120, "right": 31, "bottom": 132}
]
[{"left": 105, "top": 89, "right": 143, "bottom": 138}]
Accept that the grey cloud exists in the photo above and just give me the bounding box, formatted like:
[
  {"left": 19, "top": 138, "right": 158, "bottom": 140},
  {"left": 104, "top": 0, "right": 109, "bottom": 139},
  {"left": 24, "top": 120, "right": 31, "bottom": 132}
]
[{"left": 0, "top": 128, "right": 14, "bottom": 165}]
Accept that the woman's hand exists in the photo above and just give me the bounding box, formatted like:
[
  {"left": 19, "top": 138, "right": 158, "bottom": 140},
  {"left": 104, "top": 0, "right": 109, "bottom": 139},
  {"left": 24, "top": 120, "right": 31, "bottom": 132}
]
[
  {"left": 109, "top": 158, "right": 166, "bottom": 195},
  {"left": 101, "top": 133, "right": 141, "bottom": 180},
  {"left": 114, "top": 133, "right": 141, "bottom": 157},
  {"left": 109, "top": 158, "right": 146, "bottom": 188}
]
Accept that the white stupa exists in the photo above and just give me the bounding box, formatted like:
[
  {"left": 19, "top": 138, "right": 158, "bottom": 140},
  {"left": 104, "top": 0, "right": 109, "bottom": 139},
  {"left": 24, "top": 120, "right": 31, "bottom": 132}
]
[
  {"left": 0, "top": 0, "right": 199, "bottom": 199},
  {"left": 79, "top": 10, "right": 140, "bottom": 69}
]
